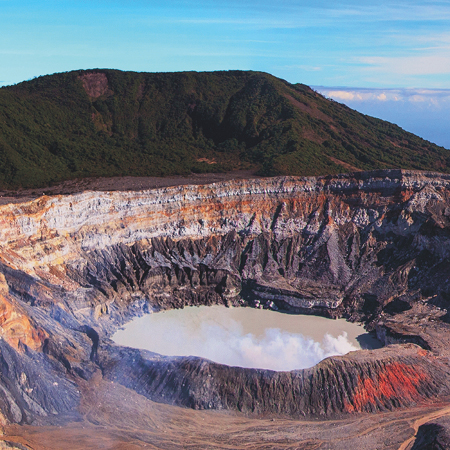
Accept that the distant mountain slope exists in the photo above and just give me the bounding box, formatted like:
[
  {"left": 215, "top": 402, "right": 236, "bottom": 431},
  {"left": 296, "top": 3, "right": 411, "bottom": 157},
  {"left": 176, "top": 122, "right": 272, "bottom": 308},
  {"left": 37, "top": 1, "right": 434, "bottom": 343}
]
[{"left": 0, "top": 69, "right": 448, "bottom": 188}]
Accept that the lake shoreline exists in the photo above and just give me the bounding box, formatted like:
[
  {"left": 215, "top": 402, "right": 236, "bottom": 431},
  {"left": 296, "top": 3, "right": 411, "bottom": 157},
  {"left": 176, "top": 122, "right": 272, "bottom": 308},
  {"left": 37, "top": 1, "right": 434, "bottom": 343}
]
[{"left": 113, "top": 305, "right": 381, "bottom": 371}]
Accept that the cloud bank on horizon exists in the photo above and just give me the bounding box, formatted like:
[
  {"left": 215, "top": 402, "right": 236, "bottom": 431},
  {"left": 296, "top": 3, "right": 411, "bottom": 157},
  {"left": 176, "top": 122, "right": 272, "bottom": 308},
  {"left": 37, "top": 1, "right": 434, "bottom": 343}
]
[
  {"left": 315, "top": 86, "right": 450, "bottom": 149},
  {"left": 317, "top": 87, "right": 450, "bottom": 106}
]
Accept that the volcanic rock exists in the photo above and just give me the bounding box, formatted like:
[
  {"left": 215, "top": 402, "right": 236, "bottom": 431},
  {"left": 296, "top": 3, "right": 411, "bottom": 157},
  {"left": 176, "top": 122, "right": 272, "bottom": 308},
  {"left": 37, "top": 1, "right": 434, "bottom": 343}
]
[{"left": 1, "top": 170, "right": 450, "bottom": 448}]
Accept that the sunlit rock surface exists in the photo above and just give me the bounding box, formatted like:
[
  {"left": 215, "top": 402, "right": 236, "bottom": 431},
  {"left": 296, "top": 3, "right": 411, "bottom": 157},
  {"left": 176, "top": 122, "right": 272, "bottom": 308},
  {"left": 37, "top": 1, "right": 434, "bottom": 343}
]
[{"left": 2, "top": 170, "right": 450, "bottom": 448}]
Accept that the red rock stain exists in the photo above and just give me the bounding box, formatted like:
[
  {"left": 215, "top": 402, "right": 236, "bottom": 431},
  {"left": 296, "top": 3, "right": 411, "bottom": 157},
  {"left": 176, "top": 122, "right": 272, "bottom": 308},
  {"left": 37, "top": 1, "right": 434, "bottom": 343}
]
[{"left": 345, "top": 362, "right": 428, "bottom": 413}]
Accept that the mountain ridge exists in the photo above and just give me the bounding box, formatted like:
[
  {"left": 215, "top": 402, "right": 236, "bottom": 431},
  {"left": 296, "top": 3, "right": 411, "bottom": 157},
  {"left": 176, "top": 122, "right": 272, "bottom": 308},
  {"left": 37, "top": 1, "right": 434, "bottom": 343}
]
[{"left": 0, "top": 69, "right": 448, "bottom": 189}]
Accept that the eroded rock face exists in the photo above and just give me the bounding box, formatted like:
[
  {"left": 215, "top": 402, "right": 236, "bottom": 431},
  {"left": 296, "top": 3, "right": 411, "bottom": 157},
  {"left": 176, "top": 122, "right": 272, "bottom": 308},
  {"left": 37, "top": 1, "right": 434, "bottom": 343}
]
[
  {"left": 102, "top": 343, "right": 450, "bottom": 417},
  {"left": 1, "top": 169, "right": 450, "bottom": 425},
  {"left": 412, "top": 418, "right": 450, "bottom": 449}
]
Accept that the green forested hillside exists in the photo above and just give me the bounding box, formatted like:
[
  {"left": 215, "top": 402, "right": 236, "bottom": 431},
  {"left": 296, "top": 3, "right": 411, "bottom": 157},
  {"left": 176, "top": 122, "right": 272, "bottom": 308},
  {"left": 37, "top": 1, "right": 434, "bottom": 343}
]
[{"left": 0, "top": 69, "right": 448, "bottom": 188}]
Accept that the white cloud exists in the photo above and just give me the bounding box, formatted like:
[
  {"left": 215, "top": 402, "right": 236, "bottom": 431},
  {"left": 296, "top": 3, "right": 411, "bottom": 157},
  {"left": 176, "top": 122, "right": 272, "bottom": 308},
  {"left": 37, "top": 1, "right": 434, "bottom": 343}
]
[
  {"left": 359, "top": 55, "right": 450, "bottom": 76},
  {"left": 316, "top": 87, "right": 450, "bottom": 109},
  {"left": 367, "top": 3, "right": 450, "bottom": 22},
  {"left": 325, "top": 90, "right": 360, "bottom": 101},
  {"left": 297, "top": 65, "right": 322, "bottom": 72}
]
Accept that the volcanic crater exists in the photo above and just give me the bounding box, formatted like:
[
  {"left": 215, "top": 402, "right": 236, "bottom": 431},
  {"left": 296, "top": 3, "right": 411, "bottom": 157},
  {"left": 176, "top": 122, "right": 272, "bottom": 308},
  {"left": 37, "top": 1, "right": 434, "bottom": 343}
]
[{"left": 2, "top": 169, "right": 450, "bottom": 448}]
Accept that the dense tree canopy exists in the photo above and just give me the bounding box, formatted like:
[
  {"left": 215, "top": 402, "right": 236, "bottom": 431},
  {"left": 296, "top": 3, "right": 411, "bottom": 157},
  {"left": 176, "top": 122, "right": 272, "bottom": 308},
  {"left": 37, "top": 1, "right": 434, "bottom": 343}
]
[{"left": 0, "top": 69, "right": 448, "bottom": 188}]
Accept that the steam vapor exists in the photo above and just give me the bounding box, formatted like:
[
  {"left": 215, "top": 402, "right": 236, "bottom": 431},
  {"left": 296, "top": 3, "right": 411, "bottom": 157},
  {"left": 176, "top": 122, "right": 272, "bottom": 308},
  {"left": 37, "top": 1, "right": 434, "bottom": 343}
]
[
  {"left": 187, "top": 323, "right": 358, "bottom": 371},
  {"left": 114, "top": 312, "right": 359, "bottom": 371}
]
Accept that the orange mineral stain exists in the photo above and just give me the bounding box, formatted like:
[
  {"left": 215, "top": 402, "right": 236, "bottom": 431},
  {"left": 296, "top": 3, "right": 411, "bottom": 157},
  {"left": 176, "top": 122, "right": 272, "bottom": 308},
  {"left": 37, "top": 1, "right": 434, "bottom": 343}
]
[{"left": 344, "top": 362, "right": 429, "bottom": 413}]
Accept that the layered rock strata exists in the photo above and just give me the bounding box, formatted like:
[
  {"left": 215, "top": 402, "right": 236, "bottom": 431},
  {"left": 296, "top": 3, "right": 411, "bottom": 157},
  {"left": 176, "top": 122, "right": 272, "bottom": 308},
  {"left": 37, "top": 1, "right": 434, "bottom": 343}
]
[{"left": 1, "top": 170, "right": 450, "bottom": 425}]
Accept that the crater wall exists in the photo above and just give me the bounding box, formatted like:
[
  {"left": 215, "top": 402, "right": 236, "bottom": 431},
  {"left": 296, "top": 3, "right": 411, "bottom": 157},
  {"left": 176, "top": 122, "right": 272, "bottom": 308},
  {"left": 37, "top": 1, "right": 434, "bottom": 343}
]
[{"left": 1, "top": 170, "right": 450, "bottom": 424}]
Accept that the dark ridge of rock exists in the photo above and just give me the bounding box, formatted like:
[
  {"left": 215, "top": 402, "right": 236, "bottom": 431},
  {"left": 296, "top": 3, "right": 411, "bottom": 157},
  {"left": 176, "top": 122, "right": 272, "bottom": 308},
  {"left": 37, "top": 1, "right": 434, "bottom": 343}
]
[
  {"left": 412, "top": 419, "right": 450, "bottom": 450},
  {"left": 101, "top": 343, "right": 450, "bottom": 418},
  {"left": 376, "top": 321, "right": 433, "bottom": 350}
]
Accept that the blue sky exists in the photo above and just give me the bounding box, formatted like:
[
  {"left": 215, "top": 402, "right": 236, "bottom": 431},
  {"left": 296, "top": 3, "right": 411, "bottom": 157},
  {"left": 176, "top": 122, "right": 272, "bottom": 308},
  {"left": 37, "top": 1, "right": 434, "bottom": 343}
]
[
  {"left": 1, "top": 0, "right": 450, "bottom": 146},
  {"left": 2, "top": 0, "right": 450, "bottom": 88},
  {"left": 315, "top": 86, "right": 450, "bottom": 148}
]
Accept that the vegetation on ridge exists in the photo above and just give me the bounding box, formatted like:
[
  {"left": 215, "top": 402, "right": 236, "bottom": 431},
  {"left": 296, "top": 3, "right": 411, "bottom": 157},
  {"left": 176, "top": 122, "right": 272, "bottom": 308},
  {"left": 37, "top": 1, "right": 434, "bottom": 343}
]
[{"left": 0, "top": 69, "right": 448, "bottom": 188}]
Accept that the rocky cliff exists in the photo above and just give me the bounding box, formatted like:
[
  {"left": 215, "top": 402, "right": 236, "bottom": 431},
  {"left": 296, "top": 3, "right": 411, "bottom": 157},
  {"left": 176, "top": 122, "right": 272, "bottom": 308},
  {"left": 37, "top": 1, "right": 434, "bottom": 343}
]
[{"left": 1, "top": 170, "right": 450, "bottom": 429}]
